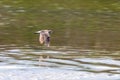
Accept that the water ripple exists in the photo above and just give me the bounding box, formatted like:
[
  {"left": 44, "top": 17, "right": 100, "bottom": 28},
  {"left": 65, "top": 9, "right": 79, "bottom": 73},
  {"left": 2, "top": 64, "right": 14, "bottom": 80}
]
[{"left": 0, "top": 46, "right": 120, "bottom": 74}]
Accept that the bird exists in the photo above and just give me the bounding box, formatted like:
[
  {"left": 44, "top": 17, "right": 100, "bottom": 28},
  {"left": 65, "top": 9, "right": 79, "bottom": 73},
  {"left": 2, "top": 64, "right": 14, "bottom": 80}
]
[{"left": 35, "top": 30, "right": 52, "bottom": 47}]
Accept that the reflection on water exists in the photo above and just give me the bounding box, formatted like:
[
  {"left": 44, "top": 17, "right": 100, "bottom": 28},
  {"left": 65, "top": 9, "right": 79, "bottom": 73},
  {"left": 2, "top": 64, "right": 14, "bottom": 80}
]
[{"left": 0, "top": 45, "right": 120, "bottom": 74}]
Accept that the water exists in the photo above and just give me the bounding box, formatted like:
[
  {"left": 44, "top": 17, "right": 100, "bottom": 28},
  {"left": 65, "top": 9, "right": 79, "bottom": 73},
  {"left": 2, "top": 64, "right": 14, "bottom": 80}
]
[
  {"left": 0, "top": 45, "right": 120, "bottom": 79},
  {"left": 0, "top": 45, "right": 120, "bottom": 74},
  {"left": 0, "top": 0, "right": 120, "bottom": 79}
]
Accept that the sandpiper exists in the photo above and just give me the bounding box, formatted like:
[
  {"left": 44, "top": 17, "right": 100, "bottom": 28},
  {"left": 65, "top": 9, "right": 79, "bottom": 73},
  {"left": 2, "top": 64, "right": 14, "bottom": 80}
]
[{"left": 35, "top": 30, "right": 52, "bottom": 47}]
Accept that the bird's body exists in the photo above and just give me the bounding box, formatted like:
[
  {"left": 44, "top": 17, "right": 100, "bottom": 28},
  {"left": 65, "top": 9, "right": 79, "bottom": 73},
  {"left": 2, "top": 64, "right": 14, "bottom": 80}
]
[{"left": 35, "top": 30, "right": 52, "bottom": 47}]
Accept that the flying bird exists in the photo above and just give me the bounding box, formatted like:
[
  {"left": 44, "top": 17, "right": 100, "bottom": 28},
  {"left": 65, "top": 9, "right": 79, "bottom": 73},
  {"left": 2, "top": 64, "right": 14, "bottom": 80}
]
[{"left": 35, "top": 30, "right": 52, "bottom": 47}]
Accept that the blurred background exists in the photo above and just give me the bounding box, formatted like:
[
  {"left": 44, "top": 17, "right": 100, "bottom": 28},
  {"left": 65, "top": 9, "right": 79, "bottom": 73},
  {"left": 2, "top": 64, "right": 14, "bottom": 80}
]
[{"left": 0, "top": 0, "right": 120, "bottom": 50}]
